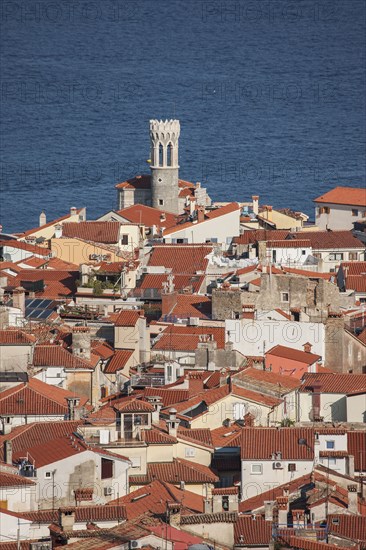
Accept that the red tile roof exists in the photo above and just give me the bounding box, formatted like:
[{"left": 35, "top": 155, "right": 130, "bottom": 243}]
[
  {"left": 115, "top": 175, "right": 196, "bottom": 191},
  {"left": 19, "top": 505, "right": 127, "bottom": 524},
  {"left": 33, "top": 344, "right": 96, "bottom": 370},
  {"left": 234, "top": 516, "right": 272, "bottom": 545},
  {"left": 0, "top": 240, "right": 51, "bottom": 257},
  {"left": 109, "top": 479, "right": 204, "bottom": 518},
  {"left": 18, "top": 255, "right": 48, "bottom": 268},
  {"left": 288, "top": 230, "right": 364, "bottom": 250},
  {"left": 0, "top": 378, "right": 87, "bottom": 416},
  {"left": 114, "top": 399, "right": 155, "bottom": 413},
  {"left": 165, "top": 294, "right": 211, "bottom": 320},
  {"left": 237, "top": 367, "right": 302, "bottom": 391},
  {"left": 240, "top": 427, "right": 315, "bottom": 460},
  {"left": 212, "top": 486, "right": 238, "bottom": 495},
  {"left": 117, "top": 204, "right": 177, "bottom": 229},
  {"left": 0, "top": 421, "right": 82, "bottom": 462},
  {"left": 143, "top": 387, "right": 190, "bottom": 407},
  {"left": 114, "top": 309, "right": 142, "bottom": 327},
  {"left": 153, "top": 325, "right": 225, "bottom": 351},
  {"left": 347, "top": 432, "right": 366, "bottom": 471},
  {"left": 20, "top": 208, "right": 84, "bottom": 237},
  {"left": 91, "top": 341, "right": 115, "bottom": 360},
  {"left": 232, "top": 384, "right": 283, "bottom": 407},
  {"left": 314, "top": 186, "right": 366, "bottom": 207},
  {"left": 141, "top": 427, "right": 177, "bottom": 445},
  {"left": 129, "top": 458, "right": 219, "bottom": 485},
  {"left": 267, "top": 239, "right": 312, "bottom": 248},
  {"left": 147, "top": 244, "right": 212, "bottom": 274},
  {"left": 290, "top": 536, "right": 344, "bottom": 550},
  {"left": 327, "top": 514, "right": 366, "bottom": 541},
  {"left": 177, "top": 428, "right": 213, "bottom": 448},
  {"left": 12, "top": 434, "right": 88, "bottom": 468},
  {"left": 300, "top": 373, "right": 366, "bottom": 394},
  {"left": 345, "top": 274, "right": 366, "bottom": 292},
  {"left": 210, "top": 425, "right": 244, "bottom": 448},
  {"left": 233, "top": 229, "right": 290, "bottom": 245},
  {"left": 104, "top": 349, "right": 134, "bottom": 373},
  {"left": 62, "top": 222, "right": 121, "bottom": 244},
  {"left": 282, "top": 267, "right": 334, "bottom": 280},
  {"left": 163, "top": 203, "right": 240, "bottom": 235},
  {"left": 137, "top": 273, "right": 205, "bottom": 294},
  {"left": 266, "top": 344, "right": 321, "bottom": 365},
  {"left": 340, "top": 261, "right": 366, "bottom": 275},
  {"left": 10, "top": 269, "right": 78, "bottom": 299},
  {"left": 0, "top": 471, "right": 36, "bottom": 487},
  {"left": 0, "top": 329, "right": 35, "bottom": 344}
]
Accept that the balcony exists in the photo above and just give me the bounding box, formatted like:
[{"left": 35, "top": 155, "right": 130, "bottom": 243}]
[{"left": 130, "top": 373, "right": 165, "bottom": 387}]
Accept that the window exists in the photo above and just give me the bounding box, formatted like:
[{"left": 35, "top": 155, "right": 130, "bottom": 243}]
[
  {"left": 185, "top": 447, "right": 196, "bottom": 458},
  {"left": 329, "top": 253, "right": 343, "bottom": 261},
  {"left": 159, "top": 199, "right": 164, "bottom": 206},
  {"left": 45, "top": 471, "right": 52, "bottom": 479},
  {"left": 313, "top": 253, "right": 321, "bottom": 259},
  {"left": 222, "top": 496, "right": 229, "bottom": 511},
  {"left": 326, "top": 440, "right": 335, "bottom": 449},
  {"left": 352, "top": 209, "right": 358, "bottom": 216},
  {"left": 328, "top": 457, "right": 336, "bottom": 466},
  {"left": 281, "top": 292, "right": 289, "bottom": 303},
  {"left": 101, "top": 458, "right": 114, "bottom": 479},
  {"left": 134, "top": 414, "right": 148, "bottom": 426},
  {"left": 251, "top": 464, "right": 262, "bottom": 475},
  {"left": 121, "top": 234, "right": 128, "bottom": 245},
  {"left": 349, "top": 252, "right": 358, "bottom": 261},
  {"left": 288, "top": 463, "right": 296, "bottom": 472},
  {"left": 301, "top": 250, "right": 306, "bottom": 255},
  {"left": 167, "top": 143, "right": 173, "bottom": 166}
]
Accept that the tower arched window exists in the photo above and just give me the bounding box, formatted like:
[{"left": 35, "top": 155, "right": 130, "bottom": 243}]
[
  {"left": 159, "top": 143, "right": 164, "bottom": 167},
  {"left": 167, "top": 143, "right": 173, "bottom": 167}
]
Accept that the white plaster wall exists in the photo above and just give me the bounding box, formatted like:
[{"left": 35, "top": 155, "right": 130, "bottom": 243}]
[
  {"left": 226, "top": 319, "right": 325, "bottom": 358},
  {"left": 315, "top": 203, "right": 366, "bottom": 231},
  {"left": 346, "top": 393, "right": 366, "bottom": 423}
]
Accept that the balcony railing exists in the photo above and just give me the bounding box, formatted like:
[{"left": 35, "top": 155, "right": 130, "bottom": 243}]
[{"left": 130, "top": 374, "right": 165, "bottom": 387}]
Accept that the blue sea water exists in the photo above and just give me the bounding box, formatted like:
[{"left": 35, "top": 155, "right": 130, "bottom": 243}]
[{"left": 0, "top": 0, "right": 365, "bottom": 233}]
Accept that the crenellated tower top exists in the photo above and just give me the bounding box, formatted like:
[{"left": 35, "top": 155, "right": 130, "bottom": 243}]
[{"left": 149, "top": 119, "right": 180, "bottom": 169}]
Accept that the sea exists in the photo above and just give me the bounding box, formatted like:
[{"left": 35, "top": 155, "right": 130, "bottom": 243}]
[{"left": 1, "top": 0, "right": 365, "bottom": 233}]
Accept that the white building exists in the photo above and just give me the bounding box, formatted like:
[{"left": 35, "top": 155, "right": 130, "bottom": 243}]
[{"left": 314, "top": 186, "right": 366, "bottom": 231}]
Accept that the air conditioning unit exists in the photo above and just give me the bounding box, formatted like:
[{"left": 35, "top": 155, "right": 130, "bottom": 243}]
[
  {"left": 104, "top": 486, "right": 113, "bottom": 496},
  {"left": 30, "top": 543, "right": 52, "bottom": 550},
  {"left": 129, "top": 541, "right": 141, "bottom": 549},
  {"left": 273, "top": 462, "right": 283, "bottom": 470}
]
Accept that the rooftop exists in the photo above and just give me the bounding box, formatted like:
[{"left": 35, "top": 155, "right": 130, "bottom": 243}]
[{"left": 314, "top": 186, "right": 366, "bottom": 207}]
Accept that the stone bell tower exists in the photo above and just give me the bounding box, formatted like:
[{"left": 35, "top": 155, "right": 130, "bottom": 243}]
[{"left": 149, "top": 119, "right": 180, "bottom": 214}]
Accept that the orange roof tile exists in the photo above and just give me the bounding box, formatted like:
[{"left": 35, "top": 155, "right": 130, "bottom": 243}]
[
  {"left": 327, "top": 514, "right": 366, "bottom": 541},
  {"left": 104, "top": 349, "right": 134, "bottom": 373},
  {"left": 19, "top": 505, "right": 127, "bottom": 524},
  {"left": 143, "top": 387, "right": 189, "bottom": 407},
  {"left": 147, "top": 244, "right": 212, "bottom": 274},
  {"left": 114, "top": 399, "right": 155, "bottom": 413},
  {"left": 267, "top": 239, "right": 311, "bottom": 248},
  {"left": 240, "top": 427, "right": 315, "bottom": 460},
  {"left": 300, "top": 373, "right": 366, "bottom": 394},
  {"left": 62, "top": 222, "right": 121, "bottom": 244},
  {"left": 137, "top": 273, "right": 205, "bottom": 294},
  {"left": 116, "top": 204, "right": 177, "bottom": 229},
  {"left": 114, "top": 309, "right": 142, "bottom": 327},
  {"left": 0, "top": 240, "right": 51, "bottom": 257},
  {"left": 165, "top": 294, "right": 211, "bottom": 319},
  {"left": 177, "top": 428, "right": 213, "bottom": 448},
  {"left": 0, "top": 329, "right": 35, "bottom": 344},
  {"left": 314, "top": 186, "right": 366, "bottom": 206},
  {"left": 266, "top": 344, "right": 321, "bottom": 365},
  {"left": 163, "top": 203, "right": 240, "bottom": 235},
  {"left": 233, "top": 229, "right": 290, "bottom": 245},
  {"left": 0, "top": 378, "right": 88, "bottom": 417},
  {"left": 347, "top": 432, "right": 366, "bottom": 471},
  {"left": 153, "top": 325, "right": 225, "bottom": 351},
  {"left": 237, "top": 367, "right": 301, "bottom": 391},
  {"left": 234, "top": 516, "right": 272, "bottom": 545},
  {"left": 288, "top": 230, "right": 364, "bottom": 250},
  {"left": 0, "top": 471, "right": 36, "bottom": 487},
  {"left": 20, "top": 208, "right": 84, "bottom": 237},
  {"left": 129, "top": 458, "right": 218, "bottom": 485}
]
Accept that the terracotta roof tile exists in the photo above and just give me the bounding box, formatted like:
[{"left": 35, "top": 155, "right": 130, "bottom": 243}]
[
  {"left": 233, "top": 229, "right": 290, "bottom": 245},
  {"left": 117, "top": 204, "right": 177, "bottom": 229},
  {"left": 347, "top": 432, "right": 366, "bottom": 471},
  {"left": 143, "top": 387, "right": 190, "bottom": 407},
  {"left": 327, "top": 514, "right": 366, "bottom": 541},
  {"left": 33, "top": 344, "right": 96, "bottom": 370},
  {"left": 0, "top": 378, "right": 87, "bottom": 416},
  {"left": 163, "top": 203, "right": 240, "bottom": 235},
  {"left": 240, "top": 427, "right": 315, "bottom": 460},
  {"left": 345, "top": 274, "right": 366, "bottom": 292},
  {"left": 141, "top": 427, "right": 177, "bottom": 444},
  {"left": 153, "top": 325, "right": 225, "bottom": 351},
  {"left": 236, "top": 367, "right": 301, "bottom": 391},
  {"left": 232, "top": 384, "right": 283, "bottom": 407},
  {"left": 114, "top": 399, "right": 155, "bottom": 413},
  {"left": 314, "top": 186, "right": 366, "bottom": 207},
  {"left": 104, "top": 350, "right": 134, "bottom": 373},
  {"left": 91, "top": 341, "right": 115, "bottom": 360},
  {"left": 114, "top": 309, "right": 142, "bottom": 327},
  {"left": 147, "top": 244, "right": 212, "bottom": 274},
  {"left": 266, "top": 345, "right": 321, "bottom": 365},
  {"left": 62, "top": 222, "right": 121, "bottom": 244},
  {"left": 136, "top": 273, "right": 205, "bottom": 295},
  {"left": 234, "top": 516, "right": 272, "bottom": 545},
  {"left": 0, "top": 471, "right": 36, "bottom": 487},
  {"left": 177, "top": 428, "right": 213, "bottom": 448},
  {"left": 0, "top": 240, "right": 51, "bottom": 257},
  {"left": 10, "top": 269, "right": 78, "bottom": 298},
  {"left": 288, "top": 230, "right": 364, "bottom": 250},
  {"left": 181, "top": 512, "right": 237, "bottom": 525},
  {"left": 164, "top": 294, "right": 211, "bottom": 320},
  {"left": 129, "top": 458, "right": 218, "bottom": 485},
  {"left": 211, "top": 425, "right": 244, "bottom": 448},
  {"left": 20, "top": 505, "right": 127, "bottom": 524},
  {"left": 300, "top": 373, "right": 366, "bottom": 394},
  {"left": 0, "top": 329, "right": 35, "bottom": 344}
]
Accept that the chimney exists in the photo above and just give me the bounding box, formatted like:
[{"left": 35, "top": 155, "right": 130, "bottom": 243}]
[
  {"left": 12, "top": 287, "right": 26, "bottom": 316},
  {"left": 4, "top": 440, "right": 13, "bottom": 464},
  {"left": 168, "top": 503, "right": 182, "bottom": 527},
  {"left": 166, "top": 408, "right": 178, "bottom": 437},
  {"left": 72, "top": 326, "right": 91, "bottom": 360},
  {"left": 188, "top": 372, "right": 204, "bottom": 397},
  {"left": 244, "top": 412, "right": 255, "bottom": 427},
  {"left": 147, "top": 396, "right": 162, "bottom": 424},
  {"left": 252, "top": 195, "right": 259, "bottom": 216},
  {"left": 54, "top": 224, "right": 63, "bottom": 238},
  {"left": 160, "top": 212, "right": 166, "bottom": 223},
  {"left": 59, "top": 508, "right": 75, "bottom": 532},
  {"left": 70, "top": 207, "right": 77, "bottom": 217},
  {"left": 39, "top": 211, "right": 46, "bottom": 227},
  {"left": 2, "top": 416, "right": 13, "bottom": 435},
  {"left": 67, "top": 397, "right": 81, "bottom": 420},
  {"left": 197, "top": 206, "right": 205, "bottom": 223},
  {"left": 303, "top": 342, "right": 312, "bottom": 353},
  {"left": 276, "top": 496, "right": 289, "bottom": 527},
  {"left": 266, "top": 205, "right": 273, "bottom": 222},
  {"left": 347, "top": 455, "right": 355, "bottom": 478},
  {"left": 347, "top": 484, "right": 358, "bottom": 514},
  {"left": 264, "top": 500, "right": 275, "bottom": 521}
]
